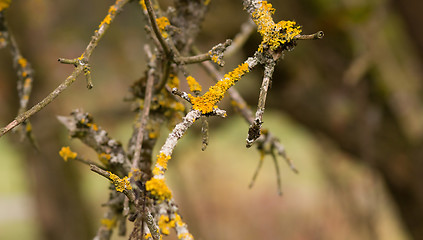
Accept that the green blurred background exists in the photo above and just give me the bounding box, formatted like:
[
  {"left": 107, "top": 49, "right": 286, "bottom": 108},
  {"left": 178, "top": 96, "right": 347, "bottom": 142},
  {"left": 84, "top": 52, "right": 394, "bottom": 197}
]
[{"left": 1, "top": 0, "right": 422, "bottom": 239}]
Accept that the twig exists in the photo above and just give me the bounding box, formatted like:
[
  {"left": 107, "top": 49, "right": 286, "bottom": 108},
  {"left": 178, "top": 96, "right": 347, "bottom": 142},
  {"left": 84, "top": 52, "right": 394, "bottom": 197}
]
[
  {"left": 199, "top": 54, "right": 298, "bottom": 173},
  {"left": 74, "top": 156, "right": 106, "bottom": 170},
  {"left": 225, "top": 19, "right": 256, "bottom": 57},
  {"left": 201, "top": 117, "right": 209, "bottom": 151},
  {"left": 294, "top": 31, "right": 324, "bottom": 40},
  {"left": 246, "top": 62, "right": 275, "bottom": 147},
  {"left": 249, "top": 154, "right": 264, "bottom": 189},
  {"left": 0, "top": 0, "right": 130, "bottom": 137},
  {"left": 1, "top": 65, "right": 84, "bottom": 137},
  {"left": 144, "top": 0, "right": 171, "bottom": 58},
  {"left": 270, "top": 150, "right": 282, "bottom": 196},
  {"left": 1, "top": 11, "right": 36, "bottom": 143},
  {"left": 132, "top": 68, "right": 155, "bottom": 170},
  {"left": 90, "top": 165, "right": 136, "bottom": 202}
]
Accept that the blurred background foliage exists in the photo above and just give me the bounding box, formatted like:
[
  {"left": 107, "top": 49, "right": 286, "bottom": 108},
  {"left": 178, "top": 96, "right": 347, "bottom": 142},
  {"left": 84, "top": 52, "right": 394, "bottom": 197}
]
[{"left": 1, "top": 0, "right": 422, "bottom": 239}]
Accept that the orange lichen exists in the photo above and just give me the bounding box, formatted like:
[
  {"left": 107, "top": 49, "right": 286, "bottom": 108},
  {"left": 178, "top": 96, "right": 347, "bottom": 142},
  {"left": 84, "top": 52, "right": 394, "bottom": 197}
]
[
  {"left": 109, "top": 173, "right": 132, "bottom": 192},
  {"left": 156, "top": 16, "right": 170, "bottom": 38},
  {"left": 252, "top": 1, "right": 301, "bottom": 52},
  {"left": 189, "top": 62, "right": 250, "bottom": 114},
  {"left": 186, "top": 76, "right": 202, "bottom": 93},
  {"left": 146, "top": 177, "right": 172, "bottom": 201}
]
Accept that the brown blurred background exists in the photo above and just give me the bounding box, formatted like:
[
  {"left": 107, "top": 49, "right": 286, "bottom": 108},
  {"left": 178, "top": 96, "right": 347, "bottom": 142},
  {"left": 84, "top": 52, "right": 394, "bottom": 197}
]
[{"left": 1, "top": 0, "right": 422, "bottom": 239}]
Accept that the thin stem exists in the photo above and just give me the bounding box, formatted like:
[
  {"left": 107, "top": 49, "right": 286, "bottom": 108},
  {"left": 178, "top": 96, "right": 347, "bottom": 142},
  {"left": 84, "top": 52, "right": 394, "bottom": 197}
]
[
  {"left": 132, "top": 68, "right": 155, "bottom": 170},
  {"left": 0, "top": 0, "right": 130, "bottom": 138},
  {"left": 90, "top": 164, "right": 136, "bottom": 202},
  {"left": 271, "top": 151, "right": 282, "bottom": 196},
  {"left": 249, "top": 154, "right": 264, "bottom": 189},
  {"left": 144, "top": 0, "right": 171, "bottom": 58},
  {"left": 246, "top": 63, "right": 275, "bottom": 147},
  {"left": 175, "top": 53, "right": 210, "bottom": 64},
  {"left": 1, "top": 65, "right": 84, "bottom": 137},
  {"left": 294, "top": 31, "right": 324, "bottom": 40}
]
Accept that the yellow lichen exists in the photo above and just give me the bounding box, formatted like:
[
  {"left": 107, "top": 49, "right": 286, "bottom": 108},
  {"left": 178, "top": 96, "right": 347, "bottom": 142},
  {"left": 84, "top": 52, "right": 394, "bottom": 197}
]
[
  {"left": 156, "top": 153, "right": 171, "bottom": 172},
  {"left": 158, "top": 215, "right": 176, "bottom": 235},
  {"left": 109, "top": 172, "right": 132, "bottom": 192},
  {"left": 99, "top": 5, "right": 117, "bottom": 28},
  {"left": 177, "top": 233, "right": 194, "bottom": 240},
  {"left": 144, "top": 233, "right": 152, "bottom": 239},
  {"left": 186, "top": 76, "right": 202, "bottom": 93},
  {"left": 25, "top": 122, "right": 32, "bottom": 132},
  {"left": 24, "top": 78, "right": 31, "bottom": 88},
  {"left": 189, "top": 62, "right": 250, "bottom": 114},
  {"left": 146, "top": 177, "right": 172, "bottom": 201},
  {"left": 167, "top": 74, "right": 180, "bottom": 89},
  {"left": 0, "top": 0, "right": 11, "bottom": 11},
  {"left": 86, "top": 123, "right": 98, "bottom": 131},
  {"left": 100, "top": 217, "right": 117, "bottom": 230},
  {"left": 156, "top": 16, "right": 170, "bottom": 38},
  {"left": 252, "top": 1, "right": 301, "bottom": 52},
  {"left": 152, "top": 166, "right": 164, "bottom": 176},
  {"left": 139, "top": 0, "right": 146, "bottom": 10},
  {"left": 98, "top": 153, "right": 111, "bottom": 165},
  {"left": 149, "top": 131, "right": 158, "bottom": 139},
  {"left": 59, "top": 146, "right": 77, "bottom": 162},
  {"left": 18, "top": 57, "right": 27, "bottom": 68},
  {"left": 210, "top": 55, "right": 220, "bottom": 65}
]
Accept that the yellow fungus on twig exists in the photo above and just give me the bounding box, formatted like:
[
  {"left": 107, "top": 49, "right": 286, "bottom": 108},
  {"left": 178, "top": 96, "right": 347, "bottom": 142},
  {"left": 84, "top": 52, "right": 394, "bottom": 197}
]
[{"left": 59, "top": 146, "right": 77, "bottom": 162}]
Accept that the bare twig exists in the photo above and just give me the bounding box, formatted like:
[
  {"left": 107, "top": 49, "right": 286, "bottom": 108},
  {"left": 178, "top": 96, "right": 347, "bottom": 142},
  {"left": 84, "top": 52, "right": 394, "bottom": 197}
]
[
  {"left": 144, "top": 0, "right": 171, "bottom": 58},
  {"left": 246, "top": 62, "right": 275, "bottom": 147},
  {"left": 294, "top": 31, "right": 324, "bottom": 40},
  {"left": 132, "top": 67, "right": 155, "bottom": 170},
  {"left": 225, "top": 19, "right": 256, "bottom": 57},
  {"left": 0, "top": 0, "right": 130, "bottom": 137}
]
